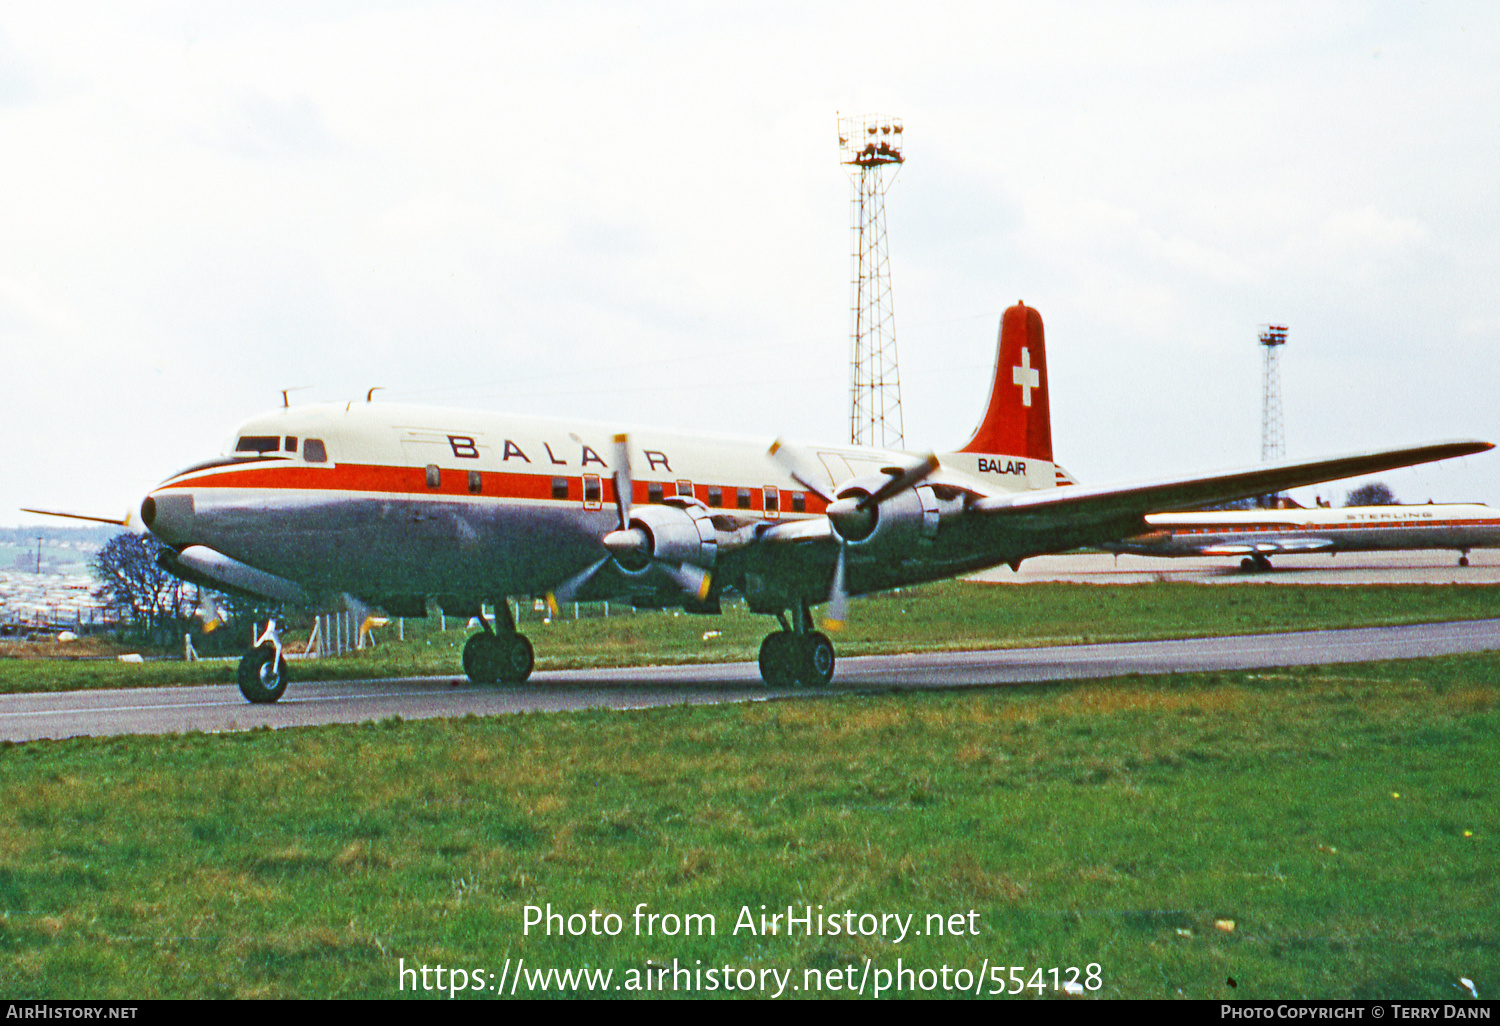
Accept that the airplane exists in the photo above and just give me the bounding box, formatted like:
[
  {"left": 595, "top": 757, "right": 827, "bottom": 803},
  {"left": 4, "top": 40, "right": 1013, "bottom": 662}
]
[
  {"left": 25, "top": 302, "right": 1492, "bottom": 703},
  {"left": 1104, "top": 499, "right": 1500, "bottom": 570}
]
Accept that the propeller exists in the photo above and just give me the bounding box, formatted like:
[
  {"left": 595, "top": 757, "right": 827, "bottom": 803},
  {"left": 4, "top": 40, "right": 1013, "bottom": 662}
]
[
  {"left": 767, "top": 442, "right": 941, "bottom": 632},
  {"left": 766, "top": 439, "right": 837, "bottom": 503},
  {"left": 544, "top": 432, "right": 713, "bottom": 609}
]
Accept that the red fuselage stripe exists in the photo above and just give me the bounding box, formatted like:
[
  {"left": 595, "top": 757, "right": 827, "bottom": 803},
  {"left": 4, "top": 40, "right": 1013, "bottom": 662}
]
[
  {"left": 1174, "top": 520, "right": 1494, "bottom": 535},
  {"left": 160, "top": 463, "right": 828, "bottom": 514}
]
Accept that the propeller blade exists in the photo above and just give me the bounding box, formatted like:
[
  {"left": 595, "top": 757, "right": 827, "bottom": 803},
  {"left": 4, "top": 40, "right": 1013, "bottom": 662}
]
[
  {"left": 767, "top": 439, "right": 837, "bottom": 504},
  {"left": 20, "top": 507, "right": 127, "bottom": 526},
  {"left": 823, "top": 543, "right": 848, "bottom": 632},
  {"left": 547, "top": 556, "right": 612, "bottom": 612},
  {"left": 612, "top": 433, "right": 633, "bottom": 529},
  {"left": 185, "top": 588, "right": 228, "bottom": 633},
  {"left": 656, "top": 561, "right": 712, "bottom": 602},
  {"left": 856, "top": 454, "right": 941, "bottom": 512}
]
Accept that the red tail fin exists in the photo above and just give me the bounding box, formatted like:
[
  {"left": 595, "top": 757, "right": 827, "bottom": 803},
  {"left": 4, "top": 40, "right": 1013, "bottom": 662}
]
[{"left": 958, "top": 302, "right": 1052, "bottom": 461}]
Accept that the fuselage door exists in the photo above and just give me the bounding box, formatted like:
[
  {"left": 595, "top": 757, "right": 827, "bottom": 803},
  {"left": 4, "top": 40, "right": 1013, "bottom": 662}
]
[{"left": 763, "top": 485, "right": 780, "bottom": 519}]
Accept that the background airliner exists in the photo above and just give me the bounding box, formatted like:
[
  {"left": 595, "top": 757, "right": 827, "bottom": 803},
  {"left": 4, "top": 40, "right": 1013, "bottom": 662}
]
[
  {"left": 38, "top": 303, "right": 1491, "bottom": 702},
  {"left": 1106, "top": 502, "right": 1500, "bottom": 570}
]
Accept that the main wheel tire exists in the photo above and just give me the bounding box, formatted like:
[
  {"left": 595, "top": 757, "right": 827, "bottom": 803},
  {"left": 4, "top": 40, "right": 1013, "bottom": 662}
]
[
  {"left": 758, "top": 632, "right": 797, "bottom": 687},
  {"left": 237, "top": 646, "right": 289, "bottom": 704},
  {"left": 463, "top": 632, "right": 501, "bottom": 684},
  {"left": 497, "top": 633, "right": 534, "bottom": 684},
  {"left": 1460, "top": 555, "right": 1471, "bottom": 567},
  {"left": 796, "top": 631, "right": 836, "bottom": 687}
]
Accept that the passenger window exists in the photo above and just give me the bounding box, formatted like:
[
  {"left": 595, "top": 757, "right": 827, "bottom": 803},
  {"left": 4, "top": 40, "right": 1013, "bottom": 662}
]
[
  {"left": 708, "top": 486, "right": 723, "bottom": 507},
  {"left": 583, "top": 474, "right": 602, "bottom": 507},
  {"left": 426, "top": 465, "right": 441, "bottom": 489},
  {"left": 736, "top": 487, "right": 751, "bottom": 509},
  {"left": 236, "top": 435, "right": 279, "bottom": 453},
  {"left": 552, "top": 477, "right": 569, "bottom": 500},
  {"left": 792, "top": 492, "right": 806, "bottom": 513},
  {"left": 468, "top": 471, "right": 482, "bottom": 495},
  {"left": 303, "top": 439, "right": 328, "bottom": 463},
  {"left": 648, "top": 482, "right": 664, "bottom": 503},
  {"left": 677, "top": 480, "right": 694, "bottom": 498},
  {"left": 763, "top": 486, "right": 780, "bottom": 515},
  {"left": 285, "top": 436, "right": 298, "bottom": 453}
]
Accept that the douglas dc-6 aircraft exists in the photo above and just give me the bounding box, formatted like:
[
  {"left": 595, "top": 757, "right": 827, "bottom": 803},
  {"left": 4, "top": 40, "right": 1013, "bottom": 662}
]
[
  {"left": 28, "top": 303, "right": 1491, "bottom": 702},
  {"left": 1105, "top": 501, "right": 1500, "bottom": 570}
]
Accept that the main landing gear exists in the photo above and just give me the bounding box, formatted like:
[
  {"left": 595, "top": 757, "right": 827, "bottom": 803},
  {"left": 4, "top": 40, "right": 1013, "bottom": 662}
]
[
  {"left": 1240, "top": 555, "right": 1273, "bottom": 572},
  {"left": 462, "top": 602, "right": 534, "bottom": 684},
  {"left": 1459, "top": 549, "right": 1471, "bottom": 567},
  {"left": 757, "top": 601, "right": 836, "bottom": 688}
]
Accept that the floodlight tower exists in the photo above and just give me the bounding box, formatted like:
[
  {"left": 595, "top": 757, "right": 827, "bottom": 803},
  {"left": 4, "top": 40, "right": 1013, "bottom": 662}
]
[
  {"left": 839, "top": 114, "right": 905, "bottom": 448},
  {"left": 1259, "top": 324, "right": 1288, "bottom": 462},
  {"left": 1258, "top": 324, "right": 1288, "bottom": 508}
]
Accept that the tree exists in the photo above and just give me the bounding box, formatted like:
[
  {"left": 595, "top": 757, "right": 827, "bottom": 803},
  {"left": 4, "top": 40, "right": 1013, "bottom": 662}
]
[
  {"left": 91, "top": 532, "right": 189, "bottom": 642},
  {"left": 1344, "top": 482, "right": 1398, "bottom": 507},
  {"left": 1192, "top": 497, "right": 1261, "bottom": 511}
]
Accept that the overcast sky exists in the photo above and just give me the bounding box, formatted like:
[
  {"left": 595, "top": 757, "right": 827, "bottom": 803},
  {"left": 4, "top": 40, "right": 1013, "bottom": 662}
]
[{"left": 4, "top": 1, "right": 1498, "bottom": 528}]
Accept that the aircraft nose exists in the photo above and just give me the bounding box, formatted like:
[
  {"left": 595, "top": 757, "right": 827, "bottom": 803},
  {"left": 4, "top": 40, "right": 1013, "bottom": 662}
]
[{"left": 140, "top": 490, "right": 196, "bottom": 546}]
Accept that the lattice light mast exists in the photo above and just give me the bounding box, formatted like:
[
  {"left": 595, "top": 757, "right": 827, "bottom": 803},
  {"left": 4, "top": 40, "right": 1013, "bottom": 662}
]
[
  {"left": 1259, "top": 324, "right": 1289, "bottom": 508},
  {"left": 839, "top": 114, "right": 905, "bottom": 448},
  {"left": 1259, "top": 324, "right": 1288, "bottom": 462}
]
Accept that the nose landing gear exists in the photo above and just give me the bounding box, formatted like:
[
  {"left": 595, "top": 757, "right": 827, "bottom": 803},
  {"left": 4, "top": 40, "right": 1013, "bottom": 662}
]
[{"left": 237, "top": 619, "right": 289, "bottom": 703}]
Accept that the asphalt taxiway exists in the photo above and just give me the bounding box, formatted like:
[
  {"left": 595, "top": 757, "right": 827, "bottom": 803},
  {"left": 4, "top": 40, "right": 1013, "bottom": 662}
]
[{"left": 4, "top": 618, "right": 1498, "bottom": 743}]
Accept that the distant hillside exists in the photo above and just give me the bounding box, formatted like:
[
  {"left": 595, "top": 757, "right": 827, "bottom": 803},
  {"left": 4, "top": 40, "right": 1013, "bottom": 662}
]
[{"left": 2, "top": 524, "right": 120, "bottom": 548}]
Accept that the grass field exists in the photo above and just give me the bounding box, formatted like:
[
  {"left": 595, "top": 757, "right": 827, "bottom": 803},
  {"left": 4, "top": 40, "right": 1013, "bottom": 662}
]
[
  {"left": 4, "top": 579, "right": 1500, "bottom": 694},
  {"left": 0, "top": 648, "right": 1495, "bottom": 1000}
]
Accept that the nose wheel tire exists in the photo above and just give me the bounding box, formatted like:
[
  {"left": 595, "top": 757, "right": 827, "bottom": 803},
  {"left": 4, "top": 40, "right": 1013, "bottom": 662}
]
[
  {"left": 237, "top": 646, "right": 289, "bottom": 704},
  {"left": 464, "top": 632, "right": 535, "bottom": 684}
]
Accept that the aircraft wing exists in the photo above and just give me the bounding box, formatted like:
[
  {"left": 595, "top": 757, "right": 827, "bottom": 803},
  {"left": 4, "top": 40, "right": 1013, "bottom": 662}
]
[
  {"left": 1197, "top": 539, "right": 1336, "bottom": 556},
  {"left": 968, "top": 439, "right": 1492, "bottom": 556}
]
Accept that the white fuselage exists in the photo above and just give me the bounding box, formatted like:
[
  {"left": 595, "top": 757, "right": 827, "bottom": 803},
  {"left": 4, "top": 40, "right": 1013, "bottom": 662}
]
[
  {"left": 143, "top": 402, "right": 1057, "bottom": 613},
  {"left": 1108, "top": 504, "right": 1500, "bottom": 559}
]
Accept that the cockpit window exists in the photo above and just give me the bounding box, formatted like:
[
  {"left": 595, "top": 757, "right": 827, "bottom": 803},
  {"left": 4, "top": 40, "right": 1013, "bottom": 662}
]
[
  {"left": 285, "top": 437, "right": 298, "bottom": 453},
  {"left": 303, "top": 439, "right": 328, "bottom": 463},
  {"left": 236, "top": 436, "right": 280, "bottom": 453}
]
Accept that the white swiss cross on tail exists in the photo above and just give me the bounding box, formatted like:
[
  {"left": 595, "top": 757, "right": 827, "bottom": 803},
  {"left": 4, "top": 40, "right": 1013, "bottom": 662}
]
[
  {"left": 957, "top": 302, "right": 1054, "bottom": 463},
  {"left": 1012, "top": 347, "right": 1040, "bottom": 407}
]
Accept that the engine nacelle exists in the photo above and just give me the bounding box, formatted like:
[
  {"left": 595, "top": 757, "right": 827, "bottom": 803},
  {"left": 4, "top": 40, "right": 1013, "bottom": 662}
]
[
  {"left": 827, "top": 474, "right": 940, "bottom": 554},
  {"left": 618, "top": 502, "right": 718, "bottom": 573}
]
